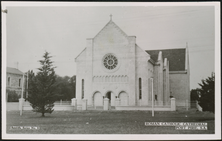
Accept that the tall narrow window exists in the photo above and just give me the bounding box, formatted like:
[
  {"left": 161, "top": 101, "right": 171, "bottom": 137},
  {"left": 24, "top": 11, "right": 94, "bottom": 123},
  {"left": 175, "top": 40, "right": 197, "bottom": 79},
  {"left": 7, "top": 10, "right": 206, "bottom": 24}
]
[
  {"left": 82, "top": 79, "right": 84, "bottom": 99},
  {"left": 8, "top": 77, "right": 10, "bottom": 86},
  {"left": 19, "top": 79, "right": 21, "bottom": 87},
  {"left": 139, "top": 78, "right": 142, "bottom": 99}
]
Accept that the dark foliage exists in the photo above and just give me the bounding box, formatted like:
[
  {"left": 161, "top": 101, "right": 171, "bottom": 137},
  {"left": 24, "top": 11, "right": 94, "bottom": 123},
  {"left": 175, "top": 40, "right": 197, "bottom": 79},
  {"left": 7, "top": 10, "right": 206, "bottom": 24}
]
[
  {"left": 190, "top": 89, "right": 201, "bottom": 101},
  {"left": 54, "top": 75, "right": 76, "bottom": 101},
  {"left": 27, "top": 52, "right": 60, "bottom": 116},
  {"left": 198, "top": 72, "right": 215, "bottom": 113},
  {"left": 69, "top": 75, "right": 76, "bottom": 98},
  {"left": 7, "top": 90, "right": 20, "bottom": 102}
]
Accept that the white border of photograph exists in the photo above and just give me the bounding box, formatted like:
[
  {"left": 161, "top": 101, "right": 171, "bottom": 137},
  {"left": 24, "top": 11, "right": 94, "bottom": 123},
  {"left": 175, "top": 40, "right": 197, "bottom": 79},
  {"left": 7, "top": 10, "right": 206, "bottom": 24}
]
[{"left": 1, "top": 2, "right": 221, "bottom": 140}]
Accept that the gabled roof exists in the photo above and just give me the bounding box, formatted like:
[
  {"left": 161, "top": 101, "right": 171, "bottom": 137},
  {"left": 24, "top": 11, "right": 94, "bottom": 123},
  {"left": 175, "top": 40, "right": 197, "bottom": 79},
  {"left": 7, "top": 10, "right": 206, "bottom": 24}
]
[
  {"left": 146, "top": 48, "right": 186, "bottom": 71},
  {"left": 75, "top": 47, "right": 86, "bottom": 61},
  {"left": 7, "top": 67, "right": 23, "bottom": 75},
  {"left": 94, "top": 19, "right": 128, "bottom": 39}
]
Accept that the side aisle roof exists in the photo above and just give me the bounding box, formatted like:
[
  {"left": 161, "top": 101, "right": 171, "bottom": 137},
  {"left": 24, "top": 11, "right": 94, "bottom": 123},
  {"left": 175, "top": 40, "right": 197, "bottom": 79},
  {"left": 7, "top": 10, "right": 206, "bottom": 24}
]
[{"left": 146, "top": 48, "right": 186, "bottom": 71}]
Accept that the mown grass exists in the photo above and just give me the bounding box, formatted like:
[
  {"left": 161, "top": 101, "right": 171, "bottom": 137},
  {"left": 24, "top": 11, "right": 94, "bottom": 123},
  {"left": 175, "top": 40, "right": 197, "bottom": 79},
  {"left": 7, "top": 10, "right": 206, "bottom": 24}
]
[{"left": 6, "top": 109, "right": 214, "bottom": 134}]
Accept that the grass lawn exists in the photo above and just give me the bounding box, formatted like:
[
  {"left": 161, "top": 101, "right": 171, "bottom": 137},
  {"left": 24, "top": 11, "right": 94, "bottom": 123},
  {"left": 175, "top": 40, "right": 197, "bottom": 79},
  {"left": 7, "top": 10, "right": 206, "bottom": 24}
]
[{"left": 6, "top": 109, "right": 215, "bottom": 134}]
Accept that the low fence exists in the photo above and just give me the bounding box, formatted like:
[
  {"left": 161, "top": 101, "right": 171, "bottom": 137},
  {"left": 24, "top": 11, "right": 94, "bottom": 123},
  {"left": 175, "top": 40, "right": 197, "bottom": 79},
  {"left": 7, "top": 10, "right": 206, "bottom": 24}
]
[
  {"left": 190, "top": 101, "right": 197, "bottom": 108},
  {"left": 115, "top": 106, "right": 171, "bottom": 111},
  {"left": 6, "top": 100, "right": 73, "bottom": 111},
  {"left": 7, "top": 98, "right": 200, "bottom": 112},
  {"left": 115, "top": 98, "right": 176, "bottom": 111},
  {"left": 23, "top": 100, "right": 73, "bottom": 111},
  {"left": 23, "top": 104, "right": 73, "bottom": 111},
  {"left": 7, "top": 102, "right": 19, "bottom": 111},
  {"left": 54, "top": 100, "right": 71, "bottom": 105}
]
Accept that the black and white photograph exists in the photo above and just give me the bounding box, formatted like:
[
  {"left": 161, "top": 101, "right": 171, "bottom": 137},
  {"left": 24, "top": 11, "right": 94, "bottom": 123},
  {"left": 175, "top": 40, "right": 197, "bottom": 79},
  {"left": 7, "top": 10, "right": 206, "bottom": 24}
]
[{"left": 2, "top": 2, "right": 221, "bottom": 140}]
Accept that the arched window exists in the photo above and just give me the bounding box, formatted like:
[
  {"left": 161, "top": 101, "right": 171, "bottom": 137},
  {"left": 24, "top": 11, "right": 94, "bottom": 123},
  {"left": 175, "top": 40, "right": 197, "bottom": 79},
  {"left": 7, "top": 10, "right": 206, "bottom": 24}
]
[
  {"left": 19, "top": 79, "right": 21, "bottom": 87},
  {"left": 139, "top": 78, "right": 142, "bottom": 99},
  {"left": 82, "top": 79, "right": 84, "bottom": 99}
]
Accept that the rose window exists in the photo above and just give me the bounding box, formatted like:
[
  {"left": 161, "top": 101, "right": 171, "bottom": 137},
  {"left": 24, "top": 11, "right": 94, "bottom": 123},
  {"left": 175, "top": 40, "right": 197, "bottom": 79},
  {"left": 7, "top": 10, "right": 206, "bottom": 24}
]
[{"left": 103, "top": 54, "right": 118, "bottom": 70}]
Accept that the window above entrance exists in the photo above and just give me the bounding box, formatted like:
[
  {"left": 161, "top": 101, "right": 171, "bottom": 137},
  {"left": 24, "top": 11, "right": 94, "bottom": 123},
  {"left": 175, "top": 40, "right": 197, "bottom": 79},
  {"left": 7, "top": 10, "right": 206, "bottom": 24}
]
[{"left": 103, "top": 54, "right": 118, "bottom": 70}]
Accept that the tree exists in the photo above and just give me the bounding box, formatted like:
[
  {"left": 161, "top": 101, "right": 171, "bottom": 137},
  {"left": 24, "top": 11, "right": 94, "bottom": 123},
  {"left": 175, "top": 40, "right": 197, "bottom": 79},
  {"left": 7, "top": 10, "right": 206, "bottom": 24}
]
[
  {"left": 69, "top": 75, "right": 76, "bottom": 98},
  {"left": 7, "top": 90, "right": 19, "bottom": 102},
  {"left": 27, "top": 52, "right": 59, "bottom": 117},
  {"left": 190, "top": 88, "right": 201, "bottom": 101},
  {"left": 198, "top": 72, "right": 215, "bottom": 113},
  {"left": 54, "top": 75, "right": 76, "bottom": 101}
]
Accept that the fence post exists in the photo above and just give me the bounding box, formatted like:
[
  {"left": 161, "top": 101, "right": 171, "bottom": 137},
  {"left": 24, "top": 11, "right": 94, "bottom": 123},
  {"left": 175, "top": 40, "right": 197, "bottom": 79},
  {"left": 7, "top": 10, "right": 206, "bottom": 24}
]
[
  {"left": 71, "top": 98, "right": 77, "bottom": 110},
  {"left": 103, "top": 98, "right": 109, "bottom": 110},
  {"left": 19, "top": 98, "right": 25, "bottom": 115},
  {"left": 82, "top": 99, "right": 87, "bottom": 110},
  {"left": 115, "top": 98, "right": 120, "bottom": 107},
  {"left": 171, "top": 98, "right": 176, "bottom": 111},
  {"left": 19, "top": 98, "right": 25, "bottom": 110}
]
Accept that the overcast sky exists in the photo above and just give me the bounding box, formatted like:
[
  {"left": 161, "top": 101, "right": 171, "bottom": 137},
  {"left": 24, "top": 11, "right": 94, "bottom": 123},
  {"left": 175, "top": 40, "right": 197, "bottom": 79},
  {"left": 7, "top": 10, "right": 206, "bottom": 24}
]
[{"left": 4, "top": 3, "right": 217, "bottom": 89}]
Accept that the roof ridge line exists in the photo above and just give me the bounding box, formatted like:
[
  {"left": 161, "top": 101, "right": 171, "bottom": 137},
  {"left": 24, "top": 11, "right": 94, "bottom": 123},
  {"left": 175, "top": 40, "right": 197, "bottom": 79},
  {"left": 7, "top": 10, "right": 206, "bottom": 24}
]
[{"left": 94, "top": 20, "right": 128, "bottom": 39}]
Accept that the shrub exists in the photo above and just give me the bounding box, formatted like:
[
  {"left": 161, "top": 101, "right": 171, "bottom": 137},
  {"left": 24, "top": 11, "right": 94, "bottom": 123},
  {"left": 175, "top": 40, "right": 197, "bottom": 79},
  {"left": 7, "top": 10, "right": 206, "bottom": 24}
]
[{"left": 7, "top": 90, "right": 20, "bottom": 102}]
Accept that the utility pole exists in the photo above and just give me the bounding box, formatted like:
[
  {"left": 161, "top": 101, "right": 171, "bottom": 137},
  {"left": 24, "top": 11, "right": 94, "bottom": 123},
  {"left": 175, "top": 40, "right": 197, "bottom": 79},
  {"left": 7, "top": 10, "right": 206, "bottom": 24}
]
[
  {"left": 26, "top": 72, "right": 28, "bottom": 99},
  {"left": 151, "top": 78, "right": 154, "bottom": 117},
  {"left": 20, "top": 73, "right": 24, "bottom": 116}
]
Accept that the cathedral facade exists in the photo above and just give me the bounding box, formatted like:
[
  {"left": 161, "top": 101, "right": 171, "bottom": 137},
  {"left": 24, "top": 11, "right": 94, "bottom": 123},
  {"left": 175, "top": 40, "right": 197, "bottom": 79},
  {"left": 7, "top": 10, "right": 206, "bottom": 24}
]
[{"left": 75, "top": 17, "right": 190, "bottom": 108}]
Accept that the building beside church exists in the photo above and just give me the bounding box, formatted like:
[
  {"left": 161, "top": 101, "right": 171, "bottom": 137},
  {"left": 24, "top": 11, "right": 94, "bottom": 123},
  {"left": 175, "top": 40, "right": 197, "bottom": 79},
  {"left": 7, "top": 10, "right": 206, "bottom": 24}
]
[
  {"left": 6, "top": 67, "right": 26, "bottom": 102},
  {"left": 75, "top": 16, "right": 190, "bottom": 108}
]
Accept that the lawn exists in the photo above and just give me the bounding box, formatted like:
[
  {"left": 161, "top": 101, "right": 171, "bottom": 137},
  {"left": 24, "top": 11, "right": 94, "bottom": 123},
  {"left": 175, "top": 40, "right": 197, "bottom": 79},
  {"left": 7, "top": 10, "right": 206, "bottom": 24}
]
[{"left": 6, "top": 109, "right": 215, "bottom": 134}]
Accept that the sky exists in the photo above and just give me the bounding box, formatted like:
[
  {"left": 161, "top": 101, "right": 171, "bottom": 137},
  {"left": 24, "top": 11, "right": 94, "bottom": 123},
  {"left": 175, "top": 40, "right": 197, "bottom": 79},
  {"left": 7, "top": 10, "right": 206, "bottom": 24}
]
[{"left": 4, "top": 3, "right": 217, "bottom": 90}]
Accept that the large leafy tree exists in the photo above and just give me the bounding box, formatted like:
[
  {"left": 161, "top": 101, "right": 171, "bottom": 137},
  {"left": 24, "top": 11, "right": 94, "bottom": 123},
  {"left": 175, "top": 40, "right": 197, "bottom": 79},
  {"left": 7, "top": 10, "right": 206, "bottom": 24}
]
[
  {"left": 27, "top": 52, "right": 59, "bottom": 116},
  {"left": 69, "top": 75, "right": 76, "bottom": 98},
  {"left": 190, "top": 88, "right": 201, "bottom": 101},
  {"left": 7, "top": 90, "right": 19, "bottom": 102},
  {"left": 198, "top": 72, "right": 215, "bottom": 113},
  {"left": 54, "top": 75, "right": 76, "bottom": 101}
]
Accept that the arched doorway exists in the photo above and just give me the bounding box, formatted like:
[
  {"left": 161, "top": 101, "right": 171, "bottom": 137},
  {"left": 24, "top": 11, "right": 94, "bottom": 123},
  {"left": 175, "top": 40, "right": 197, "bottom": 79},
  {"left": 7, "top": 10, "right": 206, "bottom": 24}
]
[
  {"left": 93, "top": 92, "right": 103, "bottom": 107},
  {"left": 119, "top": 91, "right": 128, "bottom": 106},
  {"left": 105, "top": 91, "right": 115, "bottom": 106}
]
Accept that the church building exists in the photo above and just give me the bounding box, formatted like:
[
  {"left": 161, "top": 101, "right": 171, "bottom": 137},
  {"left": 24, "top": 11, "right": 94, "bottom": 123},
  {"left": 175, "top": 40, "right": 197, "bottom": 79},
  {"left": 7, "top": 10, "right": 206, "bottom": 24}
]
[{"left": 75, "top": 16, "right": 190, "bottom": 108}]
